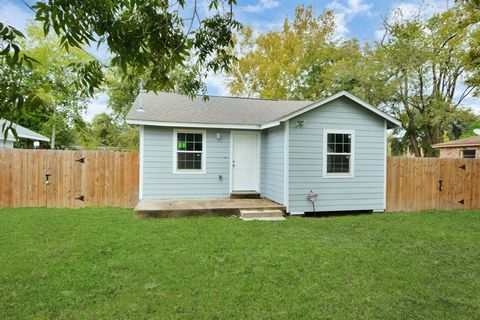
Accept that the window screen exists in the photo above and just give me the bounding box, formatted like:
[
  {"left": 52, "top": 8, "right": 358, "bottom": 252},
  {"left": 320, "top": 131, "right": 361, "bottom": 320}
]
[
  {"left": 326, "top": 133, "right": 352, "bottom": 174},
  {"left": 176, "top": 132, "right": 203, "bottom": 170}
]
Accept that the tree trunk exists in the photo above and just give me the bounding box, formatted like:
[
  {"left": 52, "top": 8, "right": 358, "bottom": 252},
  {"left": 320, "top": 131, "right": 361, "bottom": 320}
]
[
  {"left": 408, "top": 132, "right": 422, "bottom": 157},
  {"left": 50, "top": 123, "right": 56, "bottom": 149},
  {"left": 50, "top": 102, "right": 56, "bottom": 149}
]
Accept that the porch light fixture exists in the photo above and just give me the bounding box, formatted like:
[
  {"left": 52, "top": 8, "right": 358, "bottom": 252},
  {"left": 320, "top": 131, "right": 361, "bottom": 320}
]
[
  {"left": 216, "top": 132, "right": 221, "bottom": 140},
  {"left": 296, "top": 120, "right": 305, "bottom": 127}
]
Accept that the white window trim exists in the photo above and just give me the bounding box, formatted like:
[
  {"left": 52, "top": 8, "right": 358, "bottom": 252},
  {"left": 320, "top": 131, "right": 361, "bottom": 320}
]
[
  {"left": 139, "top": 125, "right": 144, "bottom": 199},
  {"left": 322, "top": 129, "right": 355, "bottom": 178},
  {"left": 173, "top": 128, "right": 206, "bottom": 174}
]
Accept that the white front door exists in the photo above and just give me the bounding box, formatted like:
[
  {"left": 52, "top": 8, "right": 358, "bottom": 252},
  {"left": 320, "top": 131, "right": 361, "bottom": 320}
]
[{"left": 231, "top": 131, "right": 260, "bottom": 191}]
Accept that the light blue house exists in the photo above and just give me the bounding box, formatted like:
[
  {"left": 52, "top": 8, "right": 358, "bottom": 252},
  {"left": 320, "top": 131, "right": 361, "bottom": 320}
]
[{"left": 126, "top": 91, "right": 400, "bottom": 214}]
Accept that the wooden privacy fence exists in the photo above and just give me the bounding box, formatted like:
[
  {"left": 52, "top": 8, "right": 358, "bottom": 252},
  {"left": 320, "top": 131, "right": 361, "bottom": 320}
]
[
  {"left": 1, "top": 150, "right": 479, "bottom": 211},
  {"left": 0, "top": 150, "right": 139, "bottom": 208},
  {"left": 386, "top": 157, "right": 480, "bottom": 212}
]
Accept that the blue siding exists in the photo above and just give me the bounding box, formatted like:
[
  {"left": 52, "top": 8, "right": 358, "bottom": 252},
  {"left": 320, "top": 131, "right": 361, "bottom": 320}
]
[
  {"left": 142, "top": 127, "right": 230, "bottom": 199},
  {"left": 260, "top": 123, "right": 285, "bottom": 204},
  {"left": 141, "top": 96, "right": 387, "bottom": 208},
  {"left": 288, "top": 96, "right": 386, "bottom": 212}
]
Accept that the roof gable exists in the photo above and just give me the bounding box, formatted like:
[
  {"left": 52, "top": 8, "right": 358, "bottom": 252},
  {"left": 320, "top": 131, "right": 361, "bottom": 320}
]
[
  {"left": 275, "top": 91, "right": 401, "bottom": 129},
  {"left": 0, "top": 119, "right": 50, "bottom": 142}
]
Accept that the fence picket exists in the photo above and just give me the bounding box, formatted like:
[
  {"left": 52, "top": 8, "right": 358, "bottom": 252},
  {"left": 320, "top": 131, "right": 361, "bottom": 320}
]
[
  {"left": 0, "top": 150, "right": 139, "bottom": 209},
  {"left": 386, "top": 157, "right": 480, "bottom": 212},
  {"left": 1, "top": 151, "right": 478, "bottom": 211}
]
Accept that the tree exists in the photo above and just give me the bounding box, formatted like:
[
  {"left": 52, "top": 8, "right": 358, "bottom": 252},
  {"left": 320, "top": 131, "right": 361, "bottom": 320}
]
[
  {"left": 228, "top": 6, "right": 360, "bottom": 100},
  {"left": 312, "top": 4, "right": 479, "bottom": 156},
  {"left": 460, "top": 117, "right": 480, "bottom": 138},
  {"left": 104, "top": 68, "right": 141, "bottom": 120},
  {"left": 79, "top": 113, "right": 139, "bottom": 151},
  {"left": 19, "top": 24, "right": 94, "bottom": 148},
  {"left": 371, "top": 4, "right": 479, "bottom": 156},
  {"left": 229, "top": 4, "right": 479, "bottom": 157},
  {"left": 1, "top": 0, "right": 241, "bottom": 137}
]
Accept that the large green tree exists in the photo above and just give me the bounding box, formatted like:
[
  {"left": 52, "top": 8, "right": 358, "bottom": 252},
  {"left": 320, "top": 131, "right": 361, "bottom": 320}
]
[
  {"left": 228, "top": 6, "right": 360, "bottom": 101},
  {"left": 370, "top": 3, "right": 479, "bottom": 156},
  {"left": 20, "top": 24, "right": 93, "bottom": 149},
  {"left": 1, "top": 0, "right": 241, "bottom": 136},
  {"left": 228, "top": 3, "right": 479, "bottom": 157}
]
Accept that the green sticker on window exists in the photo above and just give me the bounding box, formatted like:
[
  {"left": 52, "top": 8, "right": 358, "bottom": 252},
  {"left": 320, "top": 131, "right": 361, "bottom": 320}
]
[{"left": 178, "top": 141, "right": 186, "bottom": 150}]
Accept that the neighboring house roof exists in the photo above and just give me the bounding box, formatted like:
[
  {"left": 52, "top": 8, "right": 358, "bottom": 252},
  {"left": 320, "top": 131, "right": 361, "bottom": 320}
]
[
  {"left": 432, "top": 136, "right": 480, "bottom": 148},
  {"left": 126, "top": 91, "right": 401, "bottom": 129},
  {"left": 0, "top": 119, "right": 50, "bottom": 142}
]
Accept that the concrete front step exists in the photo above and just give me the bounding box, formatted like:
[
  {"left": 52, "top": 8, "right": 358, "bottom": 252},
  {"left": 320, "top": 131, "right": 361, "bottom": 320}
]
[
  {"left": 230, "top": 192, "right": 261, "bottom": 199},
  {"left": 240, "top": 216, "right": 286, "bottom": 221},
  {"left": 240, "top": 209, "right": 285, "bottom": 221},
  {"left": 135, "top": 198, "right": 285, "bottom": 218}
]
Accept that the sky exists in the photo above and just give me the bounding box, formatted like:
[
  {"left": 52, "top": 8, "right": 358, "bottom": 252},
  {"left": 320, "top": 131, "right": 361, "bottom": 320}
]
[{"left": 1, "top": 0, "right": 477, "bottom": 119}]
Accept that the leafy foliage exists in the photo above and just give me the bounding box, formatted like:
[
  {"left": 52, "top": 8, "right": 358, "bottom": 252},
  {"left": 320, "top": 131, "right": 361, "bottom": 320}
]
[
  {"left": 105, "top": 68, "right": 140, "bottom": 120},
  {"left": 32, "top": 0, "right": 240, "bottom": 95},
  {"left": 371, "top": 4, "right": 479, "bottom": 156},
  {"left": 460, "top": 119, "right": 480, "bottom": 138},
  {"left": 79, "top": 113, "right": 139, "bottom": 151},
  {"left": 228, "top": 6, "right": 353, "bottom": 100},
  {"left": 9, "top": 24, "right": 94, "bottom": 149},
  {"left": 1, "top": 0, "right": 241, "bottom": 139},
  {"left": 228, "top": 3, "right": 479, "bottom": 157}
]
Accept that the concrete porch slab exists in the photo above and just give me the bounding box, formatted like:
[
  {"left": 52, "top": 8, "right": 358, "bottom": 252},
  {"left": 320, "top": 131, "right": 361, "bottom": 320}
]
[{"left": 135, "top": 198, "right": 286, "bottom": 218}]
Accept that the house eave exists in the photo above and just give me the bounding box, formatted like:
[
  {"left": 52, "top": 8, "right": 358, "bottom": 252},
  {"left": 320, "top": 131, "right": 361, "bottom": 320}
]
[
  {"left": 126, "top": 119, "right": 267, "bottom": 130},
  {"left": 6, "top": 133, "right": 50, "bottom": 142},
  {"left": 432, "top": 143, "right": 480, "bottom": 149}
]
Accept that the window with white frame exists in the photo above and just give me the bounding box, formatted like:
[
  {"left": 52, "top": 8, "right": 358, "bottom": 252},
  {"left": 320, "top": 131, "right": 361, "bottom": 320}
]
[
  {"left": 173, "top": 129, "right": 206, "bottom": 173},
  {"left": 324, "top": 130, "right": 354, "bottom": 176}
]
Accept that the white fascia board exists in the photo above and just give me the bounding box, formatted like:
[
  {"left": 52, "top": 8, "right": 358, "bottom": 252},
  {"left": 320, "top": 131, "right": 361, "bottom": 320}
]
[
  {"left": 264, "top": 91, "right": 402, "bottom": 128},
  {"left": 260, "top": 121, "right": 280, "bottom": 129},
  {"left": 126, "top": 119, "right": 262, "bottom": 130},
  {"left": 7, "top": 132, "right": 50, "bottom": 142},
  {"left": 18, "top": 134, "right": 50, "bottom": 142}
]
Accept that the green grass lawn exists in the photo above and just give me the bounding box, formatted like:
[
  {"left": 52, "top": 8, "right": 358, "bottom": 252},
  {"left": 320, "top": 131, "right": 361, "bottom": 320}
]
[{"left": 0, "top": 208, "right": 479, "bottom": 319}]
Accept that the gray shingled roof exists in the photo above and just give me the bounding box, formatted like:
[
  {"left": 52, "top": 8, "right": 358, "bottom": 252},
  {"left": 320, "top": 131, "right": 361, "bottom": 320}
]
[
  {"left": 0, "top": 119, "right": 50, "bottom": 142},
  {"left": 126, "top": 92, "right": 312, "bottom": 126}
]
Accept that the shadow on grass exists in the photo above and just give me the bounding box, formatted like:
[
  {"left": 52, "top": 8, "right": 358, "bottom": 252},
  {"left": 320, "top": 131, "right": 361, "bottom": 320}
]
[{"left": 300, "top": 210, "right": 374, "bottom": 218}]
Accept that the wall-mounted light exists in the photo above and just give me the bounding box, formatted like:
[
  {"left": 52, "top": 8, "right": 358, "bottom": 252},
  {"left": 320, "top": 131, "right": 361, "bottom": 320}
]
[
  {"left": 296, "top": 120, "right": 305, "bottom": 127},
  {"left": 216, "top": 132, "right": 222, "bottom": 140}
]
